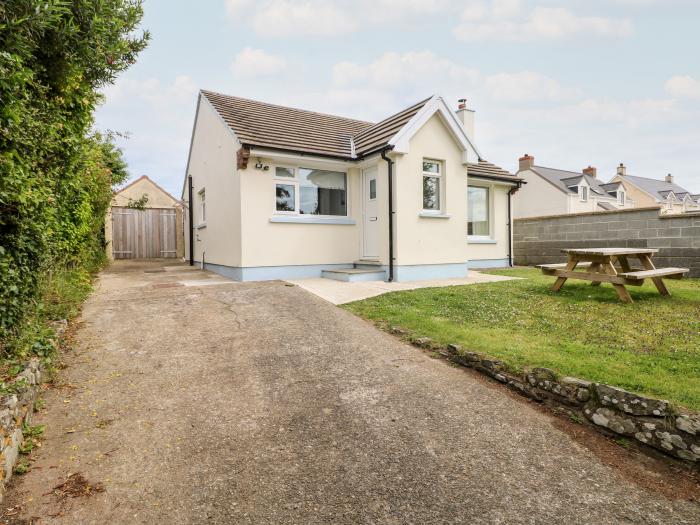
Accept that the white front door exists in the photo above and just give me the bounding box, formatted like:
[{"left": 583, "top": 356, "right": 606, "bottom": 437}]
[{"left": 362, "top": 167, "right": 379, "bottom": 259}]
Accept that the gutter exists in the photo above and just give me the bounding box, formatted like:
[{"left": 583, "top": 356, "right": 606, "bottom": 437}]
[
  {"left": 380, "top": 148, "right": 395, "bottom": 282},
  {"left": 188, "top": 175, "right": 194, "bottom": 266},
  {"left": 507, "top": 182, "right": 523, "bottom": 267}
]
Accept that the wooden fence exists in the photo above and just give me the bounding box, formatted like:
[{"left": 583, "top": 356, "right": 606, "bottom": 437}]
[{"left": 111, "top": 207, "right": 178, "bottom": 259}]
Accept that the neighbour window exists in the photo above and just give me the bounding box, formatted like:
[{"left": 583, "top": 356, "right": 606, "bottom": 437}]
[
  {"left": 199, "top": 188, "right": 206, "bottom": 223},
  {"left": 422, "top": 160, "right": 442, "bottom": 211},
  {"left": 618, "top": 190, "right": 625, "bottom": 205},
  {"left": 274, "top": 166, "right": 347, "bottom": 216},
  {"left": 579, "top": 186, "right": 588, "bottom": 202},
  {"left": 468, "top": 186, "right": 490, "bottom": 237}
]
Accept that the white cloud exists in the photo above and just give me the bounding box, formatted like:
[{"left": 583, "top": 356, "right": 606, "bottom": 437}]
[
  {"left": 225, "top": 0, "right": 467, "bottom": 37},
  {"left": 225, "top": 1, "right": 633, "bottom": 41},
  {"left": 101, "top": 75, "right": 198, "bottom": 108},
  {"left": 483, "top": 71, "right": 580, "bottom": 102},
  {"left": 231, "top": 48, "right": 287, "bottom": 78},
  {"left": 332, "top": 51, "right": 479, "bottom": 92},
  {"left": 330, "top": 52, "right": 571, "bottom": 107},
  {"left": 454, "top": 5, "right": 633, "bottom": 41},
  {"left": 225, "top": 0, "right": 253, "bottom": 17},
  {"left": 97, "top": 75, "right": 200, "bottom": 195},
  {"left": 491, "top": 0, "right": 522, "bottom": 19},
  {"left": 665, "top": 75, "right": 700, "bottom": 100}
]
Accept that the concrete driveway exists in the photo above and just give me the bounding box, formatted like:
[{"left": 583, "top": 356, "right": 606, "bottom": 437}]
[{"left": 3, "top": 261, "right": 698, "bottom": 524}]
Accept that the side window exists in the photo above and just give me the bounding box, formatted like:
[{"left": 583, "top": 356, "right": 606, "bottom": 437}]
[
  {"left": 468, "top": 186, "right": 490, "bottom": 237},
  {"left": 422, "top": 159, "right": 442, "bottom": 211},
  {"left": 199, "top": 188, "right": 206, "bottom": 223}
]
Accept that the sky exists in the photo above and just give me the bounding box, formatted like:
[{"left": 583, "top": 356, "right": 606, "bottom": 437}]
[{"left": 95, "top": 0, "right": 700, "bottom": 197}]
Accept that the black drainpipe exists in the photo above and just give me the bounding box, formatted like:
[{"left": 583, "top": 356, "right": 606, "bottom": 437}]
[
  {"left": 188, "top": 175, "right": 194, "bottom": 266},
  {"left": 507, "top": 183, "right": 522, "bottom": 267},
  {"left": 380, "top": 148, "right": 395, "bottom": 282}
]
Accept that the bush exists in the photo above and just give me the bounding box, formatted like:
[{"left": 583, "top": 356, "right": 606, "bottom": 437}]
[{"left": 0, "top": 1, "right": 148, "bottom": 357}]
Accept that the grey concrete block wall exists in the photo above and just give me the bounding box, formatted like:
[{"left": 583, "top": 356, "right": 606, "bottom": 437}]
[{"left": 514, "top": 207, "right": 700, "bottom": 277}]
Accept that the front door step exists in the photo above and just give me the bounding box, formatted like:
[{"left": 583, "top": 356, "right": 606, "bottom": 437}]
[{"left": 322, "top": 268, "right": 387, "bottom": 282}]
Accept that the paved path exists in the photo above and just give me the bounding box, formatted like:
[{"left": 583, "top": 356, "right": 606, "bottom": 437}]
[
  {"left": 3, "top": 261, "right": 699, "bottom": 524},
  {"left": 288, "top": 271, "right": 516, "bottom": 304}
]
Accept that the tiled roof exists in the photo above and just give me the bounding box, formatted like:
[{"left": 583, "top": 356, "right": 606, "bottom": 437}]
[
  {"left": 352, "top": 97, "right": 431, "bottom": 155},
  {"left": 201, "top": 90, "right": 372, "bottom": 158},
  {"left": 532, "top": 166, "right": 616, "bottom": 197},
  {"left": 200, "top": 90, "right": 513, "bottom": 176},
  {"left": 621, "top": 174, "right": 693, "bottom": 202},
  {"left": 468, "top": 160, "right": 520, "bottom": 182}
]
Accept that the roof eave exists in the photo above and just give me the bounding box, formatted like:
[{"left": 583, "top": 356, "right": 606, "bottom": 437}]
[{"left": 387, "top": 95, "right": 482, "bottom": 162}]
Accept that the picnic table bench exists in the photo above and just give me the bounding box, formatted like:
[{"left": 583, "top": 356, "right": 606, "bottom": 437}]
[{"left": 537, "top": 248, "right": 689, "bottom": 303}]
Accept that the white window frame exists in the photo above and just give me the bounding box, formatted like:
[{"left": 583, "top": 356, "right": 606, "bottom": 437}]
[
  {"left": 618, "top": 190, "right": 625, "bottom": 205},
  {"left": 272, "top": 164, "right": 348, "bottom": 217},
  {"left": 273, "top": 166, "right": 299, "bottom": 215},
  {"left": 198, "top": 188, "right": 206, "bottom": 225},
  {"left": 579, "top": 185, "right": 588, "bottom": 202},
  {"left": 467, "top": 183, "right": 493, "bottom": 241},
  {"left": 422, "top": 159, "right": 443, "bottom": 213}
]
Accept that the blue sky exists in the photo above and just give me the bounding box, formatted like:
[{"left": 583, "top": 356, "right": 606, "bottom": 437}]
[{"left": 96, "top": 0, "right": 700, "bottom": 197}]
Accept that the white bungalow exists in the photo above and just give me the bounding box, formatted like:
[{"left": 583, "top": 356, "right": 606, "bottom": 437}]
[{"left": 181, "top": 91, "right": 522, "bottom": 282}]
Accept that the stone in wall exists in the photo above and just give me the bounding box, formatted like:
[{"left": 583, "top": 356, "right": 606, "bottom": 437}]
[
  {"left": 0, "top": 358, "right": 43, "bottom": 501},
  {"left": 414, "top": 335, "right": 700, "bottom": 463},
  {"left": 592, "top": 383, "right": 670, "bottom": 417}
]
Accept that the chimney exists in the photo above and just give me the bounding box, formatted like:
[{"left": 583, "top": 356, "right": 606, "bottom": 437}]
[
  {"left": 665, "top": 173, "right": 673, "bottom": 183},
  {"left": 617, "top": 163, "right": 626, "bottom": 176},
  {"left": 456, "top": 98, "right": 475, "bottom": 140},
  {"left": 519, "top": 154, "right": 534, "bottom": 171},
  {"left": 582, "top": 165, "right": 597, "bottom": 178}
]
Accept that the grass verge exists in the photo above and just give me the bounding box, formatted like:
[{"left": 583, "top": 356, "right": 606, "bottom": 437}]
[
  {"left": 0, "top": 256, "right": 103, "bottom": 382},
  {"left": 343, "top": 268, "right": 700, "bottom": 411}
]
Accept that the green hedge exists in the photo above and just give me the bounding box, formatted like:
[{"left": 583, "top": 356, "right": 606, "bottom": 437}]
[{"left": 0, "top": 1, "right": 149, "bottom": 351}]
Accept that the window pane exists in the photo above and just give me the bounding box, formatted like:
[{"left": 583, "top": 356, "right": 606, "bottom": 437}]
[
  {"left": 276, "top": 184, "right": 295, "bottom": 211},
  {"left": 369, "top": 178, "right": 376, "bottom": 200},
  {"left": 276, "top": 167, "right": 295, "bottom": 178},
  {"left": 468, "top": 186, "right": 489, "bottom": 236},
  {"left": 298, "top": 168, "right": 347, "bottom": 215},
  {"left": 423, "top": 161, "right": 440, "bottom": 174},
  {"left": 423, "top": 176, "right": 440, "bottom": 210}
]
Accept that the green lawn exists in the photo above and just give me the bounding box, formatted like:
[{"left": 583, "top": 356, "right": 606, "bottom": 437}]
[{"left": 343, "top": 268, "right": 700, "bottom": 411}]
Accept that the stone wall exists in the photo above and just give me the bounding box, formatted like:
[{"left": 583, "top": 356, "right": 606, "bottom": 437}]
[
  {"left": 513, "top": 207, "right": 700, "bottom": 277},
  {"left": 405, "top": 334, "right": 700, "bottom": 464},
  {"left": 0, "top": 359, "right": 44, "bottom": 502}
]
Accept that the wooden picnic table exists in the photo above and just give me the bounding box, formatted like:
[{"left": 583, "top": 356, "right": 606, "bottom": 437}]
[{"left": 537, "top": 248, "right": 689, "bottom": 303}]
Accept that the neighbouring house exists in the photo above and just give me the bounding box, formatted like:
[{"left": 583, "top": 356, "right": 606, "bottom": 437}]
[
  {"left": 106, "top": 175, "right": 184, "bottom": 260},
  {"left": 609, "top": 163, "right": 700, "bottom": 214},
  {"left": 514, "top": 155, "right": 634, "bottom": 218},
  {"left": 181, "top": 91, "right": 523, "bottom": 282}
]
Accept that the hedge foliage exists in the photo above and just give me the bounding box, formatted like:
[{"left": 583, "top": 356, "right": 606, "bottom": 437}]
[{"left": 0, "top": 1, "right": 149, "bottom": 350}]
